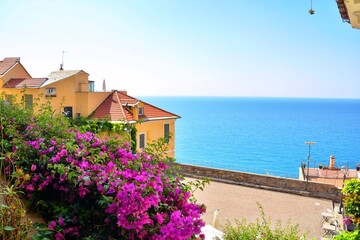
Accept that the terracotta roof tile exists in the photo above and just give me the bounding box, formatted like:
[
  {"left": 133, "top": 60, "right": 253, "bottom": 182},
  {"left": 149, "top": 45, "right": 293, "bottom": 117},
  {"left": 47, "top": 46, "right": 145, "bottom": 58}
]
[
  {"left": 139, "top": 101, "right": 180, "bottom": 120},
  {"left": 0, "top": 57, "right": 20, "bottom": 76},
  {"left": 123, "top": 107, "right": 136, "bottom": 121},
  {"left": 3, "top": 78, "right": 48, "bottom": 88},
  {"left": 90, "top": 91, "right": 127, "bottom": 121},
  {"left": 90, "top": 91, "right": 180, "bottom": 122},
  {"left": 117, "top": 92, "right": 138, "bottom": 105}
]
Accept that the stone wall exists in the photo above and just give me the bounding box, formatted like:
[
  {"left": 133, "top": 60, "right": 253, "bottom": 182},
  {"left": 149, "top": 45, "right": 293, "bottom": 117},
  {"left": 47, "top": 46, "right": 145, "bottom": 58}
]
[{"left": 173, "top": 163, "right": 340, "bottom": 201}]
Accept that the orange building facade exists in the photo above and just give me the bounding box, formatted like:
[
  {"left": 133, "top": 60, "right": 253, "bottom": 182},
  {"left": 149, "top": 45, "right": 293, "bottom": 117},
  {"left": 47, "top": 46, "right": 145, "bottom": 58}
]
[{"left": 0, "top": 57, "right": 180, "bottom": 156}]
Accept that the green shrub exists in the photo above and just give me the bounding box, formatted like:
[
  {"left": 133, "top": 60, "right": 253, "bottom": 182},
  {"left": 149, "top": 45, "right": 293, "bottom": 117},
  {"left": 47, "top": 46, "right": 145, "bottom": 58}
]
[
  {"left": 69, "top": 117, "right": 137, "bottom": 152},
  {"left": 222, "top": 203, "right": 309, "bottom": 240},
  {"left": 333, "top": 229, "right": 360, "bottom": 240},
  {"left": 342, "top": 179, "right": 360, "bottom": 226}
]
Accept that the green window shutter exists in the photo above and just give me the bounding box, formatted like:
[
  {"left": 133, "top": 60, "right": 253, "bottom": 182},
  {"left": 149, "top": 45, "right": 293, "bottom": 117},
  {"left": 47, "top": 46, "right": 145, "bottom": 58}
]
[
  {"left": 25, "top": 94, "right": 33, "bottom": 109},
  {"left": 164, "top": 123, "right": 170, "bottom": 143}
]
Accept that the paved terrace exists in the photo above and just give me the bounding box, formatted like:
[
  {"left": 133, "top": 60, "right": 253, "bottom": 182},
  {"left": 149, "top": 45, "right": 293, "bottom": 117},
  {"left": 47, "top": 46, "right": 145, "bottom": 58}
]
[{"left": 188, "top": 177, "right": 340, "bottom": 239}]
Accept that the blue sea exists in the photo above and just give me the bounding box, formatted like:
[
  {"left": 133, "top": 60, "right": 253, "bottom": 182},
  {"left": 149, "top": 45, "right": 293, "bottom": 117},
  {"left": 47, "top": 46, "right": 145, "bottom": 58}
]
[{"left": 140, "top": 97, "right": 360, "bottom": 179}]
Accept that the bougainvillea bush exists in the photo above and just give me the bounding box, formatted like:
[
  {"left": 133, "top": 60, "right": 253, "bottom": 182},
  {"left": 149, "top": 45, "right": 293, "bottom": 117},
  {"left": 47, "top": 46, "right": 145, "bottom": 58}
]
[
  {"left": 342, "top": 179, "right": 360, "bottom": 226},
  {"left": 0, "top": 97, "right": 206, "bottom": 239}
]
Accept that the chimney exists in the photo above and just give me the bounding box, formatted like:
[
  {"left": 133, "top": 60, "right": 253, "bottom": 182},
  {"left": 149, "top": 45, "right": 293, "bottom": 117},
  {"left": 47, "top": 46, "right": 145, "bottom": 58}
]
[
  {"left": 102, "top": 79, "right": 106, "bottom": 92},
  {"left": 329, "top": 155, "right": 335, "bottom": 169}
]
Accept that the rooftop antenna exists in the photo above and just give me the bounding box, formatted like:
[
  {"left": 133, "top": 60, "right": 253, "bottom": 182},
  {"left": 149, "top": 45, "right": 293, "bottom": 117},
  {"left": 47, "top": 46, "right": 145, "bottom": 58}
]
[
  {"left": 59, "top": 50, "right": 67, "bottom": 70},
  {"left": 309, "top": 0, "right": 315, "bottom": 15},
  {"left": 304, "top": 141, "right": 316, "bottom": 182}
]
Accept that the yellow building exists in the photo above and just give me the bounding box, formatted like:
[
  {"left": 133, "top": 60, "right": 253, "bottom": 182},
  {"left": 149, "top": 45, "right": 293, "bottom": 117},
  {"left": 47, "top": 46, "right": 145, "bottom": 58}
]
[{"left": 0, "top": 57, "right": 180, "bottom": 156}]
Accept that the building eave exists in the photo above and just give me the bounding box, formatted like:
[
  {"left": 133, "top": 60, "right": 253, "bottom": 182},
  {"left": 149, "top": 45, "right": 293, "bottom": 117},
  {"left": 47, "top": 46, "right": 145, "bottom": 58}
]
[
  {"left": 121, "top": 100, "right": 140, "bottom": 107},
  {"left": 140, "top": 116, "right": 181, "bottom": 122}
]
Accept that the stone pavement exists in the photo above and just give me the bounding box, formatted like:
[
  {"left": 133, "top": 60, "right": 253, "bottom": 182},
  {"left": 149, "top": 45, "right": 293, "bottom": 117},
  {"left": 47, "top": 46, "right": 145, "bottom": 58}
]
[{"left": 189, "top": 177, "right": 336, "bottom": 239}]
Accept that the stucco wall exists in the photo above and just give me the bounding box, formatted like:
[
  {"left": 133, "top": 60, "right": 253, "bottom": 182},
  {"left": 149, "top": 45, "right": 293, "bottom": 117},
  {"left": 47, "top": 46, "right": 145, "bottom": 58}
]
[
  {"left": 87, "top": 92, "right": 112, "bottom": 116},
  {"left": 173, "top": 163, "right": 340, "bottom": 201},
  {"left": 136, "top": 119, "right": 176, "bottom": 157},
  {"left": 0, "top": 88, "right": 41, "bottom": 110}
]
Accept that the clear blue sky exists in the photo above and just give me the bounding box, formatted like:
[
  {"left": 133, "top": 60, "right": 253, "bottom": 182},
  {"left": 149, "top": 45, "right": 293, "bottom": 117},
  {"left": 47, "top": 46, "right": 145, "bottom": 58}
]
[{"left": 1, "top": 0, "right": 359, "bottom": 98}]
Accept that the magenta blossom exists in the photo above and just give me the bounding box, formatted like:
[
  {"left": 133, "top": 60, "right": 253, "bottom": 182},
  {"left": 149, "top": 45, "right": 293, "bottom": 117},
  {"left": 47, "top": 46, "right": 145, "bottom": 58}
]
[
  {"left": 343, "top": 216, "right": 352, "bottom": 226},
  {"left": 48, "top": 221, "right": 57, "bottom": 230},
  {"left": 31, "top": 164, "right": 37, "bottom": 171}
]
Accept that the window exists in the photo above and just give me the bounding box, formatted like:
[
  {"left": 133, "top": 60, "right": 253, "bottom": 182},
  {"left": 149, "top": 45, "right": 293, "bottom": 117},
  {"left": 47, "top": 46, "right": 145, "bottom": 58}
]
[
  {"left": 139, "top": 133, "right": 146, "bottom": 149},
  {"left": 164, "top": 123, "right": 170, "bottom": 143},
  {"left": 88, "top": 81, "right": 95, "bottom": 92},
  {"left": 63, "top": 106, "right": 73, "bottom": 118},
  {"left": 5, "top": 95, "right": 14, "bottom": 103},
  {"left": 45, "top": 88, "right": 56, "bottom": 97},
  {"left": 25, "top": 94, "right": 33, "bottom": 109},
  {"left": 138, "top": 107, "right": 144, "bottom": 116}
]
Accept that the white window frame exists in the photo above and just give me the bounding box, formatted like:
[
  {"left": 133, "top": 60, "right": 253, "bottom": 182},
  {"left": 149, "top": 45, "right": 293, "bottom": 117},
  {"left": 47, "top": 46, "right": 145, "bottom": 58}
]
[
  {"left": 139, "top": 133, "right": 146, "bottom": 149},
  {"left": 45, "top": 88, "right": 56, "bottom": 96}
]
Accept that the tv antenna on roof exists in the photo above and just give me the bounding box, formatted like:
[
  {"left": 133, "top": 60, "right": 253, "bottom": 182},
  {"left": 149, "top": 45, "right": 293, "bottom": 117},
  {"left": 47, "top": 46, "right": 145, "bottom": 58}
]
[
  {"left": 309, "top": 0, "right": 315, "bottom": 15},
  {"left": 59, "top": 50, "right": 68, "bottom": 70},
  {"left": 304, "top": 141, "right": 316, "bottom": 182}
]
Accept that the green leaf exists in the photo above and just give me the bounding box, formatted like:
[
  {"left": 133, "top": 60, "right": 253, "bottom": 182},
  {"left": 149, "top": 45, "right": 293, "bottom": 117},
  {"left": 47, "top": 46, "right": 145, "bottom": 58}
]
[
  {"left": 0, "top": 204, "right": 10, "bottom": 209},
  {"left": 68, "top": 171, "right": 75, "bottom": 181},
  {"left": 4, "top": 226, "right": 16, "bottom": 231}
]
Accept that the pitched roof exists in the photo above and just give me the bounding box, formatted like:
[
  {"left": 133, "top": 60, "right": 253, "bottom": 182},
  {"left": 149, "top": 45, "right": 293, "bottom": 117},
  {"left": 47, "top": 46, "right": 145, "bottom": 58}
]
[
  {"left": 90, "top": 90, "right": 180, "bottom": 122},
  {"left": 90, "top": 90, "right": 134, "bottom": 121},
  {"left": 42, "top": 70, "right": 88, "bottom": 87},
  {"left": 139, "top": 100, "right": 181, "bottom": 120},
  {"left": 3, "top": 78, "right": 48, "bottom": 88},
  {"left": 0, "top": 57, "right": 21, "bottom": 76}
]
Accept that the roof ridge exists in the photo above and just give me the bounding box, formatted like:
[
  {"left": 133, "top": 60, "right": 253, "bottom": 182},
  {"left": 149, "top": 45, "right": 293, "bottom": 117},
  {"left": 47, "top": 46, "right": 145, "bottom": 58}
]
[
  {"left": 114, "top": 91, "right": 127, "bottom": 121},
  {"left": 10, "top": 77, "right": 47, "bottom": 80},
  {"left": 0, "top": 57, "right": 32, "bottom": 78},
  {"left": 0, "top": 59, "right": 19, "bottom": 76}
]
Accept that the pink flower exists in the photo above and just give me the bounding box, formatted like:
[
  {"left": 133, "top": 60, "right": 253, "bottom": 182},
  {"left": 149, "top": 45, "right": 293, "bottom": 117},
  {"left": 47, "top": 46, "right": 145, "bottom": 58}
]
[
  {"left": 48, "top": 220, "right": 57, "bottom": 230},
  {"left": 55, "top": 232, "right": 63, "bottom": 240},
  {"left": 31, "top": 164, "right": 37, "bottom": 171},
  {"left": 79, "top": 161, "right": 89, "bottom": 170},
  {"left": 58, "top": 217, "right": 65, "bottom": 226},
  {"left": 155, "top": 213, "right": 164, "bottom": 224},
  {"left": 78, "top": 186, "right": 89, "bottom": 198},
  {"left": 25, "top": 184, "right": 35, "bottom": 191},
  {"left": 343, "top": 216, "right": 352, "bottom": 226}
]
